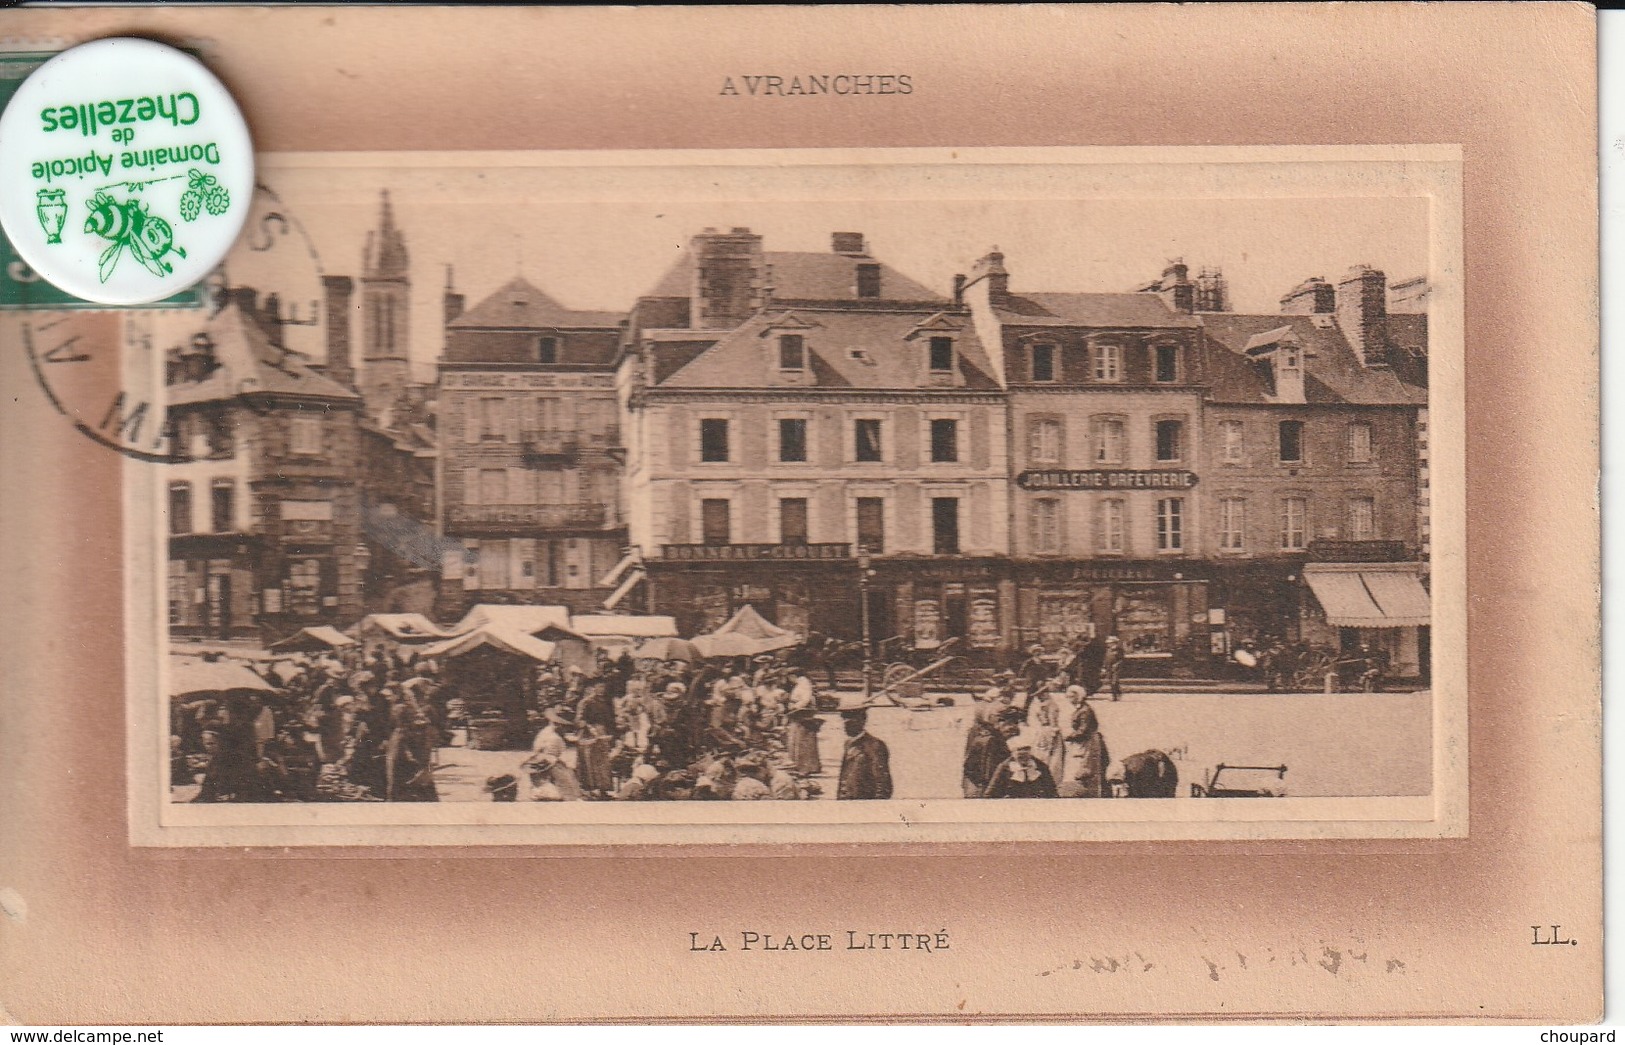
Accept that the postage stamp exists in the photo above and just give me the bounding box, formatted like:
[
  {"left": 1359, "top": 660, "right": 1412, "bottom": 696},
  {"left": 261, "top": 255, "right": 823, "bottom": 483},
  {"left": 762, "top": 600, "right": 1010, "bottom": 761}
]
[{"left": 94, "top": 145, "right": 1465, "bottom": 847}]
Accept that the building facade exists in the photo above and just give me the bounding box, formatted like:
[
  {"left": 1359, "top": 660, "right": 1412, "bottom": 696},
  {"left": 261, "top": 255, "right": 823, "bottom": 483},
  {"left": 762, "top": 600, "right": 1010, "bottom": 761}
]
[
  {"left": 165, "top": 291, "right": 369, "bottom": 641},
  {"left": 622, "top": 229, "right": 1011, "bottom": 650},
  {"left": 1198, "top": 266, "right": 1429, "bottom": 677},
  {"left": 436, "top": 274, "right": 628, "bottom": 615},
  {"left": 965, "top": 255, "right": 1218, "bottom": 669}
]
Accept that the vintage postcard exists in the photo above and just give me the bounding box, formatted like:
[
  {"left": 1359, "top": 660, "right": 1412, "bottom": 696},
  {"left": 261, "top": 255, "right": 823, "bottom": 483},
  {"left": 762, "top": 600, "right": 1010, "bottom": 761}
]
[
  {"left": 0, "top": 3, "right": 1598, "bottom": 1025},
  {"left": 97, "top": 146, "right": 1465, "bottom": 847}
]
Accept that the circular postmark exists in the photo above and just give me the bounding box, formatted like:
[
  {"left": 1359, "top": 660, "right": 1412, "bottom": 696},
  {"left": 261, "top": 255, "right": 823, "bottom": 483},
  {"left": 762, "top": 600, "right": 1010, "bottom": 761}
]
[
  {"left": 0, "top": 38, "right": 254, "bottom": 305},
  {"left": 22, "top": 179, "right": 329, "bottom": 464}
]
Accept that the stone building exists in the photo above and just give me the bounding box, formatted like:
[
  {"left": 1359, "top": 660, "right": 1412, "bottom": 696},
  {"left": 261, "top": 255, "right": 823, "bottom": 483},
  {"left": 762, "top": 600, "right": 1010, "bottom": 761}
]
[
  {"left": 621, "top": 229, "right": 1010, "bottom": 649},
  {"left": 964, "top": 254, "right": 1216, "bottom": 669},
  {"left": 1198, "top": 265, "right": 1429, "bottom": 677},
  {"left": 164, "top": 290, "right": 368, "bottom": 641},
  {"left": 435, "top": 273, "right": 628, "bottom": 615}
]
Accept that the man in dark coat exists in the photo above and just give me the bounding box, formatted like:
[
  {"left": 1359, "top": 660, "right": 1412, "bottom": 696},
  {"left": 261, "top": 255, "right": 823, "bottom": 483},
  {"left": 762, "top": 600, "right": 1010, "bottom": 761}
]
[
  {"left": 962, "top": 706, "right": 1020, "bottom": 797},
  {"left": 1071, "top": 635, "right": 1106, "bottom": 695},
  {"left": 836, "top": 707, "right": 892, "bottom": 800}
]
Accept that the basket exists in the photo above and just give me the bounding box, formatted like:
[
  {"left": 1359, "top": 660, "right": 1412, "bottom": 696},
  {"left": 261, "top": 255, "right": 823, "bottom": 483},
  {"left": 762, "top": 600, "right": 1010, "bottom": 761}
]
[{"left": 467, "top": 715, "right": 510, "bottom": 751}]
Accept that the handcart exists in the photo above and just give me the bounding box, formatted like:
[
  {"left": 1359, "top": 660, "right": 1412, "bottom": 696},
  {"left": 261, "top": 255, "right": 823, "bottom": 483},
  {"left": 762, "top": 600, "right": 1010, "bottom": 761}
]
[{"left": 1190, "top": 763, "right": 1289, "bottom": 798}]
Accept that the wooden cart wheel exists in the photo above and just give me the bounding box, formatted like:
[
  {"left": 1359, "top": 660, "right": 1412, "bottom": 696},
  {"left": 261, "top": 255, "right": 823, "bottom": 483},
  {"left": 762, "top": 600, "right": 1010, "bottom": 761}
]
[{"left": 881, "top": 662, "right": 914, "bottom": 689}]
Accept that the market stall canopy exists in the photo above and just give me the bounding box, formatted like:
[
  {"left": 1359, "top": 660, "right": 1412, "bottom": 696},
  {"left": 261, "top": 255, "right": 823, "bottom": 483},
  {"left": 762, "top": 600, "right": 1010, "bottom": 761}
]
[
  {"left": 694, "top": 604, "right": 802, "bottom": 656},
  {"left": 1303, "top": 564, "right": 1431, "bottom": 628},
  {"left": 632, "top": 637, "right": 702, "bottom": 662},
  {"left": 452, "top": 604, "right": 572, "bottom": 637},
  {"left": 356, "top": 613, "right": 451, "bottom": 643},
  {"left": 571, "top": 614, "right": 679, "bottom": 642},
  {"left": 169, "top": 656, "right": 276, "bottom": 699},
  {"left": 418, "top": 627, "right": 558, "bottom": 664},
  {"left": 267, "top": 625, "right": 357, "bottom": 653}
]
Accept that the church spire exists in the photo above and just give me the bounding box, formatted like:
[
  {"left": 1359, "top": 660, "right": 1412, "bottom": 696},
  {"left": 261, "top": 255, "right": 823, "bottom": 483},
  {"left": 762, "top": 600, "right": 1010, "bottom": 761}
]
[{"left": 363, "top": 189, "right": 410, "bottom": 280}]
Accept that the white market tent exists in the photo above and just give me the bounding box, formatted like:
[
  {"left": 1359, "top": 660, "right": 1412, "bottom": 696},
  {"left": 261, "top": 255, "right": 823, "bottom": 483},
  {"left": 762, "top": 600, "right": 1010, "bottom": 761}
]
[
  {"left": 420, "top": 605, "right": 596, "bottom": 671},
  {"left": 355, "top": 613, "right": 451, "bottom": 645},
  {"left": 452, "top": 604, "right": 573, "bottom": 637},
  {"left": 692, "top": 605, "right": 802, "bottom": 658},
  {"left": 570, "top": 614, "right": 680, "bottom": 653},
  {"left": 417, "top": 627, "right": 558, "bottom": 664},
  {"left": 169, "top": 655, "right": 276, "bottom": 699},
  {"left": 268, "top": 625, "right": 357, "bottom": 653}
]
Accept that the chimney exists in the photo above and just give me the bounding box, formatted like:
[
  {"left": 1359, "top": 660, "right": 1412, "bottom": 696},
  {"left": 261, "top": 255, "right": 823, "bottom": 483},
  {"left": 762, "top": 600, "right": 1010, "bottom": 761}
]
[
  {"left": 1336, "top": 265, "right": 1389, "bottom": 366},
  {"left": 971, "top": 249, "right": 1010, "bottom": 308},
  {"left": 1272, "top": 334, "right": 1306, "bottom": 404},
  {"left": 322, "top": 275, "right": 356, "bottom": 389},
  {"left": 1280, "top": 276, "right": 1336, "bottom": 314},
  {"left": 690, "top": 226, "right": 764, "bottom": 328},
  {"left": 831, "top": 232, "right": 867, "bottom": 256},
  {"left": 1156, "top": 258, "right": 1194, "bottom": 314},
  {"left": 443, "top": 265, "right": 465, "bottom": 326},
  {"left": 952, "top": 274, "right": 967, "bottom": 307}
]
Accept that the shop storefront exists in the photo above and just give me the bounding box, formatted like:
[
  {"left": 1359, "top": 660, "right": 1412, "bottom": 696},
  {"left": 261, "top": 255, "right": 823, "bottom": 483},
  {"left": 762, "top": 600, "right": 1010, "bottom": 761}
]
[
  {"left": 647, "top": 543, "right": 858, "bottom": 640},
  {"left": 874, "top": 559, "right": 1010, "bottom": 663},
  {"left": 168, "top": 535, "right": 260, "bottom": 641},
  {"left": 1012, "top": 561, "right": 1214, "bottom": 676},
  {"left": 1300, "top": 561, "right": 1430, "bottom": 679}
]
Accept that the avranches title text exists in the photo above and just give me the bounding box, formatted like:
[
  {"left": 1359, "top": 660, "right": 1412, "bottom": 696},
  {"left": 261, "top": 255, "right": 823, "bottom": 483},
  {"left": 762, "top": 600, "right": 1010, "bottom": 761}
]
[
  {"left": 720, "top": 74, "right": 912, "bottom": 97},
  {"left": 690, "top": 930, "right": 950, "bottom": 953}
]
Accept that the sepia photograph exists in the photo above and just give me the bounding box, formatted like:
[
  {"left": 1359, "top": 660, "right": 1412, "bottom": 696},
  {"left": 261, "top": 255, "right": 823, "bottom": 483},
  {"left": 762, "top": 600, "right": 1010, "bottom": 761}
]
[
  {"left": 84, "top": 148, "right": 1464, "bottom": 842},
  {"left": 0, "top": 3, "right": 1595, "bottom": 1027}
]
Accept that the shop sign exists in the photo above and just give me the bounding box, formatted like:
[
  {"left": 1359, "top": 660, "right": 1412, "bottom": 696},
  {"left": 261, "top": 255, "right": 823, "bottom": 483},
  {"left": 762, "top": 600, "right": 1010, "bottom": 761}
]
[
  {"left": 968, "top": 587, "right": 1001, "bottom": 649},
  {"left": 662, "top": 543, "right": 851, "bottom": 561},
  {"left": 913, "top": 599, "right": 942, "bottom": 647},
  {"left": 442, "top": 372, "right": 613, "bottom": 390},
  {"left": 1016, "top": 469, "right": 1198, "bottom": 491},
  {"left": 1306, "top": 539, "right": 1407, "bottom": 562}
]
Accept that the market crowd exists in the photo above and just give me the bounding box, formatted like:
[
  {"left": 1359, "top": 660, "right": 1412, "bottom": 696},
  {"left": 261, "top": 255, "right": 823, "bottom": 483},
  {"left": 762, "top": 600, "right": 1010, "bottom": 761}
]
[{"left": 171, "top": 629, "right": 1176, "bottom": 804}]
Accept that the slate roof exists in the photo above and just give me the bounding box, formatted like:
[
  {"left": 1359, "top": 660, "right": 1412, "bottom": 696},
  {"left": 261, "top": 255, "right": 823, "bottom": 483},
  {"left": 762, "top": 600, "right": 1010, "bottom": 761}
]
[
  {"left": 656, "top": 307, "right": 1000, "bottom": 390},
  {"left": 1200, "top": 313, "right": 1427, "bottom": 406},
  {"left": 448, "top": 276, "right": 625, "bottom": 330},
  {"left": 644, "top": 250, "right": 946, "bottom": 304},
  {"left": 996, "top": 292, "right": 1202, "bottom": 329},
  {"left": 166, "top": 302, "right": 360, "bottom": 407}
]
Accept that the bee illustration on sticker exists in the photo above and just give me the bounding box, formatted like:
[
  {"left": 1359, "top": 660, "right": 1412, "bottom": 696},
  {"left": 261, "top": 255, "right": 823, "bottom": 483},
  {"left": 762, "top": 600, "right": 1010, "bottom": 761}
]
[{"left": 83, "top": 192, "right": 188, "bottom": 283}]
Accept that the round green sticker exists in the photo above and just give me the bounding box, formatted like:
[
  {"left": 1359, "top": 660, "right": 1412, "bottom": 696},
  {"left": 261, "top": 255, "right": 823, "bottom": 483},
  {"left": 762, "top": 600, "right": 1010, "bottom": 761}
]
[{"left": 0, "top": 38, "right": 254, "bottom": 305}]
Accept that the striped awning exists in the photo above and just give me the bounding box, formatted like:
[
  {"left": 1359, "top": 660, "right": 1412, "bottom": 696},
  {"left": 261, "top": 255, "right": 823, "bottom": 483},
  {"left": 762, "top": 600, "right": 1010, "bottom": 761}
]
[{"left": 1304, "top": 565, "right": 1430, "bottom": 628}]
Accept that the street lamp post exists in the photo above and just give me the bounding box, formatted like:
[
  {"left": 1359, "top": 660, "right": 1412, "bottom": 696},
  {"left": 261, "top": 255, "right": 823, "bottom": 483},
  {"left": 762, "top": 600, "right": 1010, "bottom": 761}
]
[{"left": 857, "top": 547, "right": 874, "bottom": 700}]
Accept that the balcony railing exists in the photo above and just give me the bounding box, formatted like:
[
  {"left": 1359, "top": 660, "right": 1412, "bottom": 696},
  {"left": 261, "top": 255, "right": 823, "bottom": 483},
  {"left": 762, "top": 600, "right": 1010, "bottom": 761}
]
[
  {"left": 520, "top": 429, "right": 581, "bottom": 458},
  {"left": 449, "top": 502, "right": 609, "bottom": 529}
]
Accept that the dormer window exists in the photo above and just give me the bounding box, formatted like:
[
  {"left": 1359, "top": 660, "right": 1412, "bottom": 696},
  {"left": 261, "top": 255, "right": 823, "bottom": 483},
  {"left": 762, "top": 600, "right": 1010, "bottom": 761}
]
[
  {"left": 778, "top": 333, "right": 806, "bottom": 371},
  {"left": 537, "top": 336, "right": 558, "bottom": 364},
  {"left": 1031, "top": 342, "right": 1057, "bottom": 382},
  {"left": 1282, "top": 345, "right": 1301, "bottom": 370},
  {"left": 1155, "top": 344, "right": 1180, "bottom": 383},
  {"left": 1093, "top": 343, "right": 1122, "bottom": 382},
  {"left": 929, "top": 336, "right": 954, "bottom": 373},
  {"left": 856, "top": 263, "right": 881, "bottom": 299}
]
